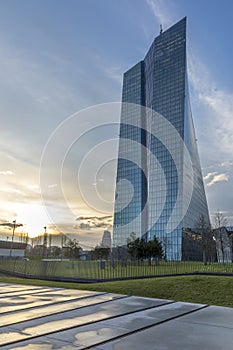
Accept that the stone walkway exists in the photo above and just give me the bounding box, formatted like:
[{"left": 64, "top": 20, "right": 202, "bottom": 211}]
[{"left": 0, "top": 283, "right": 233, "bottom": 349}]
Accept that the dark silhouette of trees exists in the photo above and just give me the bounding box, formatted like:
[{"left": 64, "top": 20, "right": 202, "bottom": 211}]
[
  {"left": 146, "top": 236, "right": 164, "bottom": 260},
  {"left": 64, "top": 238, "right": 81, "bottom": 259},
  {"left": 127, "top": 233, "right": 163, "bottom": 261},
  {"left": 127, "top": 232, "right": 139, "bottom": 259},
  {"left": 52, "top": 246, "right": 61, "bottom": 257},
  {"left": 91, "top": 245, "right": 110, "bottom": 260}
]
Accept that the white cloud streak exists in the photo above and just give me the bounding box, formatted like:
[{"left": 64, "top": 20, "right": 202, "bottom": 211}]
[
  {"left": 104, "top": 66, "right": 123, "bottom": 84},
  {"left": 218, "top": 161, "right": 233, "bottom": 167},
  {"left": 26, "top": 185, "right": 40, "bottom": 191},
  {"left": 205, "top": 173, "right": 229, "bottom": 187},
  {"left": 188, "top": 51, "right": 233, "bottom": 156},
  {"left": 146, "top": 0, "right": 175, "bottom": 27},
  {"left": 203, "top": 172, "right": 218, "bottom": 181},
  {"left": 0, "top": 170, "right": 14, "bottom": 176},
  {"left": 48, "top": 183, "right": 58, "bottom": 188}
]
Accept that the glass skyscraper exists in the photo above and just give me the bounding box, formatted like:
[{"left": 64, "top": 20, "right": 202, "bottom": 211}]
[{"left": 113, "top": 18, "right": 210, "bottom": 260}]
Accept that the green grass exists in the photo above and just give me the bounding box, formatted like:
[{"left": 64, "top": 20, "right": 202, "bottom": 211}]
[{"left": 1, "top": 275, "right": 233, "bottom": 308}]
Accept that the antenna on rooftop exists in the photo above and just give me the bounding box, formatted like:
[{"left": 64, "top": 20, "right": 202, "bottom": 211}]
[{"left": 160, "top": 24, "right": 163, "bottom": 34}]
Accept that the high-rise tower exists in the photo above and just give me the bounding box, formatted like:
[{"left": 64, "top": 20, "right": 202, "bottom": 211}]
[{"left": 113, "top": 18, "right": 210, "bottom": 260}]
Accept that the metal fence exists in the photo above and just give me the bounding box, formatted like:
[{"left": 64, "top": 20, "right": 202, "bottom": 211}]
[{"left": 1, "top": 258, "right": 233, "bottom": 282}]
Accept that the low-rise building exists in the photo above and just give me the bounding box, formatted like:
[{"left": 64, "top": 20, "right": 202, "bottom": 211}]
[{"left": 0, "top": 240, "right": 27, "bottom": 259}]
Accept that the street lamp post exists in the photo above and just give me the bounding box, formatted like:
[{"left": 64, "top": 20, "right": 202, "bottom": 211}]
[
  {"left": 42, "top": 226, "right": 48, "bottom": 257},
  {"left": 9, "top": 220, "right": 16, "bottom": 258}
]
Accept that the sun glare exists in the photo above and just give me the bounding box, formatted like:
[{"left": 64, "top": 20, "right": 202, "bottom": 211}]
[{"left": 15, "top": 203, "right": 53, "bottom": 237}]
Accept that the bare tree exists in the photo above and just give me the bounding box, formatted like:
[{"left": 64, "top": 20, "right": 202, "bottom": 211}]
[
  {"left": 215, "top": 210, "right": 228, "bottom": 228},
  {"left": 214, "top": 210, "right": 228, "bottom": 263},
  {"left": 197, "top": 214, "right": 213, "bottom": 265}
]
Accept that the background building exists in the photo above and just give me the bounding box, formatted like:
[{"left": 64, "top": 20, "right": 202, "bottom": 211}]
[
  {"left": 113, "top": 18, "right": 210, "bottom": 260},
  {"left": 101, "top": 230, "right": 111, "bottom": 249},
  {"left": 0, "top": 240, "right": 27, "bottom": 259}
]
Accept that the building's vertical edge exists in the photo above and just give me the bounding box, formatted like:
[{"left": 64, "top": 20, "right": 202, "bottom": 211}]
[
  {"left": 182, "top": 58, "right": 211, "bottom": 260},
  {"left": 145, "top": 17, "right": 186, "bottom": 260},
  {"left": 112, "top": 61, "right": 145, "bottom": 248}
]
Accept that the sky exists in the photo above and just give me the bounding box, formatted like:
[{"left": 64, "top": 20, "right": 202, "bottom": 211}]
[{"left": 0, "top": 0, "right": 233, "bottom": 247}]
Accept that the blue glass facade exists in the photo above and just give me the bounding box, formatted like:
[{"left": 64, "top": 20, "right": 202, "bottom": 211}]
[{"left": 113, "top": 18, "right": 210, "bottom": 260}]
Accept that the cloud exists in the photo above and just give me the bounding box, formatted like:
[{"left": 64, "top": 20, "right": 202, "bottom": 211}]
[
  {"left": 104, "top": 66, "right": 123, "bottom": 84},
  {"left": 206, "top": 173, "right": 229, "bottom": 187},
  {"left": 48, "top": 183, "right": 57, "bottom": 188},
  {"left": 146, "top": 0, "right": 176, "bottom": 28},
  {"left": 77, "top": 215, "right": 113, "bottom": 229},
  {"left": 26, "top": 185, "right": 40, "bottom": 191},
  {"left": 0, "top": 170, "right": 14, "bottom": 176},
  {"left": 218, "top": 161, "right": 233, "bottom": 167},
  {"left": 203, "top": 172, "right": 218, "bottom": 181},
  {"left": 0, "top": 222, "right": 23, "bottom": 228},
  {"left": 1, "top": 187, "right": 26, "bottom": 196},
  {"left": 188, "top": 50, "right": 233, "bottom": 158},
  {"left": 77, "top": 215, "right": 112, "bottom": 221},
  {"left": 79, "top": 223, "right": 91, "bottom": 230}
]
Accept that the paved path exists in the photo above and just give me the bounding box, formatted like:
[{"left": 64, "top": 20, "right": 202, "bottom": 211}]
[{"left": 0, "top": 283, "right": 233, "bottom": 349}]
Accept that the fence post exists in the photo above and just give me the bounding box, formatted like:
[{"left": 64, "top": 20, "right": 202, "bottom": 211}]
[
  {"left": 13, "top": 258, "right": 17, "bottom": 272},
  {"left": 24, "top": 259, "right": 27, "bottom": 276},
  {"left": 41, "top": 260, "right": 47, "bottom": 277},
  {"left": 100, "top": 260, "right": 105, "bottom": 270}
]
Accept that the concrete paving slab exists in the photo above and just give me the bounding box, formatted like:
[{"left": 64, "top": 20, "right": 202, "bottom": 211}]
[
  {"left": 3, "top": 324, "right": 130, "bottom": 350},
  {"left": 0, "top": 287, "right": 61, "bottom": 298},
  {"left": 3, "top": 301, "right": 200, "bottom": 350},
  {"left": 0, "top": 293, "right": 123, "bottom": 327},
  {"left": 95, "top": 316, "right": 233, "bottom": 350},
  {"left": 0, "top": 296, "right": 169, "bottom": 346},
  {"left": 0, "top": 284, "right": 46, "bottom": 294},
  {"left": 46, "top": 323, "right": 133, "bottom": 349},
  {"left": 43, "top": 304, "right": 198, "bottom": 349},
  {"left": 36, "top": 301, "right": 204, "bottom": 349},
  {"left": 0, "top": 283, "right": 233, "bottom": 350},
  {"left": 98, "top": 301, "right": 205, "bottom": 330},
  {"left": 1, "top": 337, "right": 80, "bottom": 349},
  {"left": 178, "top": 305, "right": 233, "bottom": 329},
  {"left": 0, "top": 289, "right": 104, "bottom": 314}
]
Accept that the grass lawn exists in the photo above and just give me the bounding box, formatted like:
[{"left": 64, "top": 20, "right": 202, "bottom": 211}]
[{"left": 1, "top": 275, "right": 233, "bottom": 308}]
